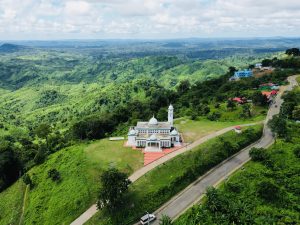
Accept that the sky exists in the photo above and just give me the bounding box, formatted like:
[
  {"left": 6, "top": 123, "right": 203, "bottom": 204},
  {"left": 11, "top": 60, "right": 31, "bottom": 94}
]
[{"left": 0, "top": 0, "right": 300, "bottom": 40}]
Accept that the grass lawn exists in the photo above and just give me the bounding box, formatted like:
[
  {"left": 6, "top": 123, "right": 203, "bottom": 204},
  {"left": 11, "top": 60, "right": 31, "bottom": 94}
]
[
  {"left": 297, "top": 76, "right": 300, "bottom": 84},
  {"left": 176, "top": 114, "right": 265, "bottom": 143},
  {"left": 0, "top": 139, "right": 143, "bottom": 225}
]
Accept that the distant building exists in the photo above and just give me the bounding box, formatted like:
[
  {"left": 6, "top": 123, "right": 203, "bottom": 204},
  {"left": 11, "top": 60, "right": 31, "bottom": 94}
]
[
  {"left": 127, "top": 105, "right": 181, "bottom": 152},
  {"left": 234, "top": 69, "right": 253, "bottom": 79},
  {"left": 255, "top": 63, "right": 262, "bottom": 69},
  {"left": 234, "top": 126, "right": 242, "bottom": 133},
  {"left": 262, "top": 90, "right": 278, "bottom": 99},
  {"left": 232, "top": 97, "right": 247, "bottom": 104},
  {"left": 230, "top": 69, "right": 253, "bottom": 81},
  {"left": 259, "top": 83, "right": 280, "bottom": 91}
]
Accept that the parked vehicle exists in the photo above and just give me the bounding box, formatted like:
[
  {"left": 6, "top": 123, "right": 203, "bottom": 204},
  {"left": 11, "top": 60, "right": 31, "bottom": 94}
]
[{"left": 140, "top": 214, "right": 156, "bottom": 224}]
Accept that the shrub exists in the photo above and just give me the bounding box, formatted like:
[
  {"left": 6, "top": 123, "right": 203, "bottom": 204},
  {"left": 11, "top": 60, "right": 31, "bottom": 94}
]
[
  {"left": 249, "top": 147, "right": 269, "bottom": 161},
  {"left": 257, "top": 179, "right": 281, "bottom": 202},
  {"left": 22, "top": 173, "right": 33, "bottom": 189},
  {"left": 47, "top": 169, "right": 61, "bottom": 182},
  {"left": 159, "top": 215, "right": 173, "bottom": 225},
  {"left": 293, "top": 145, "right": 300, "bottom": 158}
]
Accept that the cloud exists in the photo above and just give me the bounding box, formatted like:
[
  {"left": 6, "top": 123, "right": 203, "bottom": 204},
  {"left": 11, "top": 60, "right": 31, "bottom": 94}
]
[
  {"left": 65, "top": 1, "right": 91, "bottom": 16},
  {"left": 0, "top": 0, "right": 300, "bottom": 39}
]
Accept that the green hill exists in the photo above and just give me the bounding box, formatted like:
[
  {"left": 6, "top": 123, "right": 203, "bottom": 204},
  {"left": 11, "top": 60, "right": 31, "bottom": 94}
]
[{"left": 0, "top": 139, "right": 143, "bottom": 225}]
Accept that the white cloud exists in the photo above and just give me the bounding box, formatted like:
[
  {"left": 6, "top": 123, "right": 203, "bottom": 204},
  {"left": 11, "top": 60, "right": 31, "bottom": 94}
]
[
  {"left": 0, "top": 0, "right": 299, "bottom": 39},
  {"left": 65, "top": 1, "right": 91, "bottom": 16}
]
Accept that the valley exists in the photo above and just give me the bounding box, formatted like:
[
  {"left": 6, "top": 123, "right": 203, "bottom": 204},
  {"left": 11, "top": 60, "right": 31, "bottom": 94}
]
[{"left": 0, "top": 40, "right": 300, "bottom": 225}]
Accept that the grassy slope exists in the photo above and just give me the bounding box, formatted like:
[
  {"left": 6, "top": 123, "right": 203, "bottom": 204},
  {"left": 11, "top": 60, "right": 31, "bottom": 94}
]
[
  {"left": 0, "top": 140, "right": 143, "bottom": 225},
  {"left": 0, "top": 180, "right": 25, "bottom": 225}
]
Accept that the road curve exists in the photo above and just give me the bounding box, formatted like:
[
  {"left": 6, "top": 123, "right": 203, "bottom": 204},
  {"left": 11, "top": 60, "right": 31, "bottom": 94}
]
[
  {"left": 70, "top": 124, "right": 260, "bottom": 225},
  {"left": 150, "top": 75, "right": 299, "bottom": 225}
]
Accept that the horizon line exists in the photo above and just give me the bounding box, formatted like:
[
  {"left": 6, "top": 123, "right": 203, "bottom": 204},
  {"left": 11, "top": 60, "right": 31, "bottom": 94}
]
[{"left": 1, "top": 36, "right": 300, "bottom": 42}]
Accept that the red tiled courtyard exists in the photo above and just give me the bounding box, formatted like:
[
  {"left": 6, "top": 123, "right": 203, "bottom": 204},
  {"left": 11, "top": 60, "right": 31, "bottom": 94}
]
[{"left": 143, "top": 146, "right": 182, "bottom": 165}]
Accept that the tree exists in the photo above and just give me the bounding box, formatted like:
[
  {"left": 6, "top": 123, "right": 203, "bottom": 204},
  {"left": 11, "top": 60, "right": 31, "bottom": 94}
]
[
  {"left": 0, "top": 147, "right": 20, "bottom": 191},
  {"left": 293, "top": 145, "right": 300, "bottom": 158},
  {"left": 23, "top": 173, "right": 33, "bottom": 188},
  {"left": 35, "top": 123, "right": 51, "bottom": 140},
  {"left": 262, "top": 59, "right": 272, "bottom": 67},
  {"left": 249, "top": 148, "right": 269, "bottom": 161},
  {"left": 228, "top": 66, "right": 237, "bottom": 75},
  {"left": 292, "top": 106, "right": 300, "bottom": 120},
  {"left": 285, "top": 48, "right": 300, "bottom": 56},
  {"left": 268, "top": 115, "right": 288, "bottom": 138},
  {"left": 177, "top": 80, "right": 191, "bottom": 94},
  {"left": 33, "top": 144, "right": 46, "bottom": 165},
  {"left": 227, "top": 100, "right": 236, "bottom": 110},
  {"left": 252, "top": 92, "right": 268, "bottom": 106},
  {"left": 205, "top": 186, "right": 228, "bottom": 213},
  {"left": 241, "top": 104, "right": 251, "bottom": 118},
  {"left": 159, "top": 215, "right": 173, "bottom": 225},
  {"left": 249, "top": 64, "right": 255, "bottom": 69},
  {"left": 257, "top": 179, "right": 281, "bottom": 202},
  {"left": 97, "top": 168, "right": 131, "bottom": 212},
  {"left": 47, "top": 168, "right": 61, "bottom": 182}
]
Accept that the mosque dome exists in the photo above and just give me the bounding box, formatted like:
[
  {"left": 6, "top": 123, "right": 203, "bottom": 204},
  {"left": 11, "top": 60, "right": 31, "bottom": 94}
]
[
  {"left": 128, "top": 129, "right": 137, "bottom": 135},
  {"left": 171, "top": 129, "right": 178, "bottom": 135},
  {"left": 149, "top": 134, "right": 157, "bottom": 141},
  {"left": 149, "top": 116, "right": 158, "bottom": 125}
]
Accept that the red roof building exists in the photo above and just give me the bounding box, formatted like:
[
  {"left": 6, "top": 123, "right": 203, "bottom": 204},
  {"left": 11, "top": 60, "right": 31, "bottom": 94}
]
[{"left": 232, "top": 97, "right": 247, "bottom": 104}]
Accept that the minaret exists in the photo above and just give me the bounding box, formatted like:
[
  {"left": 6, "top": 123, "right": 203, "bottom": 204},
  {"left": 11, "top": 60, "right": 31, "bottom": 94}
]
[{"left": 168, "top": 104, "right": 174, "bottom": 126}]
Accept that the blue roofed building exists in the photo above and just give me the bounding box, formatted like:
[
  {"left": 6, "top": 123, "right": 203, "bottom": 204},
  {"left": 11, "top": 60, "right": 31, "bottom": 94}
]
[{"left": 230, "top": 69, "right": 253, "bottom": 81}]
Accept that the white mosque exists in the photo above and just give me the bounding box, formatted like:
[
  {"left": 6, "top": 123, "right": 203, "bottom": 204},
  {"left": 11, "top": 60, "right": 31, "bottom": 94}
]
[{"left": 127, "top": 105, "right": 181, "bottom": 152}]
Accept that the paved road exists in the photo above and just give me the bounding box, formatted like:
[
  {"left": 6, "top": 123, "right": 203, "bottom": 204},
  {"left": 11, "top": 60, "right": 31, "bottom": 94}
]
[
  {"left": 71, "top": 126, "right": 260, "bottom": 225},
  {"left": 150, "top": 75, "right": 299, "bottom": 224}
]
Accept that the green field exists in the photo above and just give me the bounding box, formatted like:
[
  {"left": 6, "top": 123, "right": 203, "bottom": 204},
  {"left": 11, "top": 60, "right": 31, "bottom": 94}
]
[
  {"left": 0, "top": 139, "right": 143, "bottom": 225},
  {"left": 176, "top": 105, "right": 265, "bottom": 142}
]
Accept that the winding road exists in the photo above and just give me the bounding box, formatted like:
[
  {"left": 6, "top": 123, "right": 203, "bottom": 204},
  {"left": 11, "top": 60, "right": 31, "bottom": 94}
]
[
  {"left": 71, "top": 76, "right": 298, "bottom": 225},
  {"left": 150, "top": 75, "right": 299, "bottom": 224}
]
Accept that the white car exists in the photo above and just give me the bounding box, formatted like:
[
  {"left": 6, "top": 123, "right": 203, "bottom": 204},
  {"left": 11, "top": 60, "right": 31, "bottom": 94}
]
[{"left": 140, "top": 214, "right": 156, "bottom": 224}]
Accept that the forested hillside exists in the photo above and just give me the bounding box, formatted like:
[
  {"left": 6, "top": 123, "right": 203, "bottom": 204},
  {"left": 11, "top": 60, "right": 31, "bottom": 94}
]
[{"left": 1, "top": 41, "right": 300, "bottom": 224}]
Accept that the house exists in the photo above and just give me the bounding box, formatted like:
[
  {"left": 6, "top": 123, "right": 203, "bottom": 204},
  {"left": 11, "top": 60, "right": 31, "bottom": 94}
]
[
  {"left": 234, "top": 126, "right": 242, "bottom": 133},
  {"left": 230, "top": 69, "right": 253, "bottom": 81},
  {"left": 259, "top": 83, "right": 279, "bottom": 91},
  {"left": 127, "top": 105, "right": 181, "bottom": 152},
  {"left": 232, "top": 97, "right": 247, "bottom": 104},
  {"left": 262, "top": 90, "right": 278, "bottom": 99},
  {"left": 255, "top": 63, "right": 262, "bottom": 69}
]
